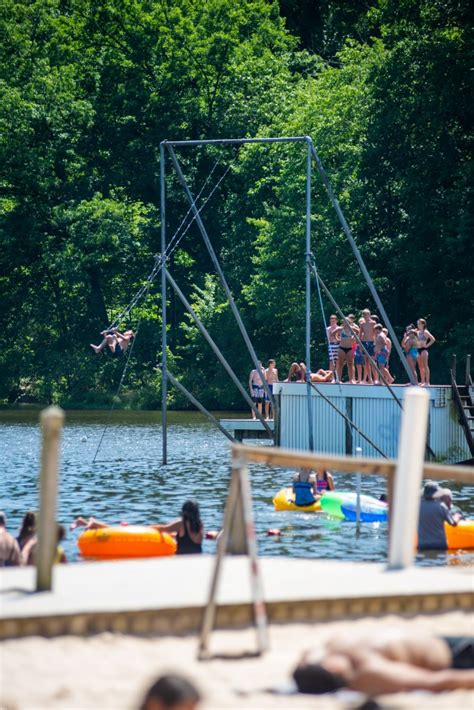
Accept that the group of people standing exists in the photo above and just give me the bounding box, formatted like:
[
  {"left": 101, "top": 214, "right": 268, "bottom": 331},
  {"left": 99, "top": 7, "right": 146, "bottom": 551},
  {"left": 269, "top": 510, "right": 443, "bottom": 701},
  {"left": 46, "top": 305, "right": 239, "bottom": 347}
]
[
  {"left": 326, "top": 309, "right": 435, "bottom": 386},
  {"left": 248, "top": 310, "right": 435, "bottom": 418}
]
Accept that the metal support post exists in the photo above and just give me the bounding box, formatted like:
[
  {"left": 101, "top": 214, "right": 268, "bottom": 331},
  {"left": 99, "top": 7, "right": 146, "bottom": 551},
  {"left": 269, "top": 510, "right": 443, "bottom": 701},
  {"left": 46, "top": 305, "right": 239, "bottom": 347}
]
[
  {"left": 305, "top": 137, "right": 315, "bottom": 451},
  {"left": 166, "top": 144, "right": 274, "bottom": 410},
  {"left": 36, "top": 406, "right": 65, "bottom": 592},
  {"left": 388, "top": 387, "right": 429, "bottom": 569},
  {"left": 160, "top": 141, "right": 168, "bottom": 464},
  {"left": 310, "top": 144, "right": 416, "bottom": 385},
  {"left": 355, "top": 446, "right": 362, "bottom": 535},
  {"left": 165, "top": 270, "right": 272, "bottom": 435},
  {"left": 165, "top": 369, "right": 236, "bottom": 443}
]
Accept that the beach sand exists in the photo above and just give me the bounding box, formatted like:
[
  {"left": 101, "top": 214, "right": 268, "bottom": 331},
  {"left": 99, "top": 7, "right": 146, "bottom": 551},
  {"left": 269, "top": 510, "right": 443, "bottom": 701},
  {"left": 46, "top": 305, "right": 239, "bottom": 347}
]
[{"left": 1, "top": 611, "right": 473, "bottom": 709}]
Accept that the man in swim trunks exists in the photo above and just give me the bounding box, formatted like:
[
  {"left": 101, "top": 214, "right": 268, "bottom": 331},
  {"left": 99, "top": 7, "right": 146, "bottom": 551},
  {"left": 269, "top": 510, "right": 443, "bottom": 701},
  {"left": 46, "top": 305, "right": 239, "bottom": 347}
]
[
  {"left": 326, "top": 315, "right": 340, "bottom": 375},
  {"left": 359, "top": 309, "right": 377, "bottom": 384},
  {"left": 293, "top": 628, "right": 474, "bottom": 695},
  {"left": 264, "top": 359, "right": 279, "bottom": 420},
  {"left": 249, "top": 361, "right": 265, "bottom": 419}
]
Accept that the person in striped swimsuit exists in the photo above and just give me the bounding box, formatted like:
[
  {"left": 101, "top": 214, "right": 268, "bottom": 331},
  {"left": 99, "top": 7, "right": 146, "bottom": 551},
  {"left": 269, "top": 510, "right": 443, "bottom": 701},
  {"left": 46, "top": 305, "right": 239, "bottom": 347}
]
[{"left": 326, "top": 315, "right": 340, "bottom": 376}]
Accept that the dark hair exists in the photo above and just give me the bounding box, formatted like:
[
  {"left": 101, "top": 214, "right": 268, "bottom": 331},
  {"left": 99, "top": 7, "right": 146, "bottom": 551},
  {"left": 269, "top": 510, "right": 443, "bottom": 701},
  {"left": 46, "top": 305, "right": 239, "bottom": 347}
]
[
  {"left": 293, "top": 662, "right": 345, "bottom": 694},
  {"left": 140, "top": 674, "right": 200, "bottom": 710},
  {"left": 57, "top": 523, "right": 66, "bottom": 542},
  {"left": 181, "top": 500, "right": 202, "bottom": 534},
  {"left": 18, "top": 511, "right": 36, "bottom": 543}
]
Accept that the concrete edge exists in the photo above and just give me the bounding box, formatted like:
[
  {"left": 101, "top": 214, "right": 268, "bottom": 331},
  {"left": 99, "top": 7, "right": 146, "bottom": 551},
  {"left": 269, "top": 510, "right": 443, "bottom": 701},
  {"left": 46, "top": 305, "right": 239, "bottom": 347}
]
[{"left": 1, "top": 591, "right": 471, "bottom": 640}]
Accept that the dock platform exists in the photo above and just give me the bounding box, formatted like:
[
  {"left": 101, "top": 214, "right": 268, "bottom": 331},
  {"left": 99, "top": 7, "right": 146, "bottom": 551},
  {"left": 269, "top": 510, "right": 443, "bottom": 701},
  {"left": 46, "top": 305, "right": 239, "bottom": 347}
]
[
  {"left": 1, "top": 556, "right": 472, "bottom": 639},
  {"left": 220, "top": 418, "right": 274, "bottom": 441}
]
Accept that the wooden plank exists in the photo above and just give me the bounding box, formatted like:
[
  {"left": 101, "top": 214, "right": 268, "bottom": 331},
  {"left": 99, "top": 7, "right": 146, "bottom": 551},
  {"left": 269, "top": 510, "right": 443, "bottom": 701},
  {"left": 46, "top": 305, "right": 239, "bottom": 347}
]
[{"left": 232, "top": 444, "right": 474, "bottom": 483}]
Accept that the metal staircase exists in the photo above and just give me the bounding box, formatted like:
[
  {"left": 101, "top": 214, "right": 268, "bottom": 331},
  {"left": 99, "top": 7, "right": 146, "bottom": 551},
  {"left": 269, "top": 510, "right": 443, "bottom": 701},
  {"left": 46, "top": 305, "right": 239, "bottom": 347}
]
[{"left": 450, "top": 355, "right": 474, "bottom": 458}]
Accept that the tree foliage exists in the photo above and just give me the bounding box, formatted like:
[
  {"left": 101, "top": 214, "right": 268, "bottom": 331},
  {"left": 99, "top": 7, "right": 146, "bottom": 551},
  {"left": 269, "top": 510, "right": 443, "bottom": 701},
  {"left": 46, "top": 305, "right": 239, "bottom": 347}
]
[{"left": 0, "top": 0, "right": 472, "bottom": 407}]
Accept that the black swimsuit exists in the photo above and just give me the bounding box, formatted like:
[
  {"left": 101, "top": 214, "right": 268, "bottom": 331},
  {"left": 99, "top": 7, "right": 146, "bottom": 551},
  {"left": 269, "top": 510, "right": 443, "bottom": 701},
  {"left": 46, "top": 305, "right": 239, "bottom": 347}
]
[
  {"left": 109, "top": 343, "right": 123, "bottom": 358},
  {"left": 443, "top": 637, "right": 474, "bottom": 669},
  {"left": 177, "top": 522, "right": 202, "bottom": 555}
]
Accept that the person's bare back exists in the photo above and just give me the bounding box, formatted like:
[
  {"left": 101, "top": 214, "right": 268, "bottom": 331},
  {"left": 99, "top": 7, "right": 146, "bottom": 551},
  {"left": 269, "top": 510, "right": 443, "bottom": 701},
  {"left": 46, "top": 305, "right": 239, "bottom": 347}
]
[{"left": 293, "top": 628, "right": 474, "bottom": 696}]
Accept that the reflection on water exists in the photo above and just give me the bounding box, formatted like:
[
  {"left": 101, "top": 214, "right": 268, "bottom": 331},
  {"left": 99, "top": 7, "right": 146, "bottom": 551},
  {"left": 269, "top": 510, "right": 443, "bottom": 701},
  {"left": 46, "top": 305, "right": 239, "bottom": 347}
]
[{"left": 1, "top": 409, "right": 473, "bottom": 565}]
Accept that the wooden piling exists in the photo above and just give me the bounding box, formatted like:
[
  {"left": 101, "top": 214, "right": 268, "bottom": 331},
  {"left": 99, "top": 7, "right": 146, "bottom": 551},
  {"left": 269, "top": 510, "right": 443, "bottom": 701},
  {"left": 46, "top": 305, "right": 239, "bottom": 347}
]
[{"left": 36, "top": 406, "right": 65, "bottom": 592}]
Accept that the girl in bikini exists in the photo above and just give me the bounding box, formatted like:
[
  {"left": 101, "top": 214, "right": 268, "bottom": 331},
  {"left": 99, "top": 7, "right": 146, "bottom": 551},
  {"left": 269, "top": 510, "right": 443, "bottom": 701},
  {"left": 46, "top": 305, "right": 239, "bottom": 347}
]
[
  {"left": 417, "top": 318, "right": 436, "bottom": 386},
  {"left": 402, "top": 326, "right": 419, "bottom": 384},
  {"left": 374, "top": 324, "right": 394, "bottom": 384},
  {"left": 335, "top": 315, "right": 358, "bottom": 383}
]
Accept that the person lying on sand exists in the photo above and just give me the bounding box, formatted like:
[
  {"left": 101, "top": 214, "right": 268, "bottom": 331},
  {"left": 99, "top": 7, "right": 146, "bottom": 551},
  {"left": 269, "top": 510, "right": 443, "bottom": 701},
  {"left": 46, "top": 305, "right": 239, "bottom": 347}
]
[{"left": 293, "top": 628, "right": 474, "bottom": 696}]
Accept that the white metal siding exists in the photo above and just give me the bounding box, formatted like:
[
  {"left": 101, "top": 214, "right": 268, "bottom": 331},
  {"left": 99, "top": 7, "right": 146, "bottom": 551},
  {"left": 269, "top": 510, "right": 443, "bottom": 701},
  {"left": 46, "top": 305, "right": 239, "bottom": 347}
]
[{"left": 275, "top": 384, "right": 470, "bottom": 463}]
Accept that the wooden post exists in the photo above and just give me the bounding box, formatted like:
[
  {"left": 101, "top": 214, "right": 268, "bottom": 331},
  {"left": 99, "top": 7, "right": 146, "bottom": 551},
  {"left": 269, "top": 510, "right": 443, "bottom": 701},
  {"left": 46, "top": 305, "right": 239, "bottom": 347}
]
[
  {"left": 198, "top": 451, "right": 267, "bottom": 659},
  {"left": 388, "top": 388, "right": 429, "bottom": 570},
  {"left": 466, "top": 354, "right": 471, "bottom": 387},
  {"left": 36, "top": 406, "right": 65, "bottom": 592}
]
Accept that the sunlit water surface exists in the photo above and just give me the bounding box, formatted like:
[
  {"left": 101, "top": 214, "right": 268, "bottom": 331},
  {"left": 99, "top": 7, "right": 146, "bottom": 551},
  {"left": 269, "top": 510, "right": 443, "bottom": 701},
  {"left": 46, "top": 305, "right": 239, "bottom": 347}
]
[{"left": 1, "top": 410, "right": 473, "bottom": 566}]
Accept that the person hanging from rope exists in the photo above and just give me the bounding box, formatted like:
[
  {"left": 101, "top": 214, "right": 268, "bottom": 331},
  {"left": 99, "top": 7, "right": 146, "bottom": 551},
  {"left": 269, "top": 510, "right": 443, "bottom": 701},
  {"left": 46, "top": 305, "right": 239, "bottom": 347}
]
[{"left": 90, "top": 328, "right": 134, "bottom": 358}]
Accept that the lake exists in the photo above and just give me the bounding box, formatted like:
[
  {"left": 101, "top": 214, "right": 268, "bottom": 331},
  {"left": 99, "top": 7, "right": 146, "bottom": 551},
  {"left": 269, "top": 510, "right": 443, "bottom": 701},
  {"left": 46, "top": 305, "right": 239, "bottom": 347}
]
[{"left": 1, "top": 409, "right": 472, "bottom": 567}]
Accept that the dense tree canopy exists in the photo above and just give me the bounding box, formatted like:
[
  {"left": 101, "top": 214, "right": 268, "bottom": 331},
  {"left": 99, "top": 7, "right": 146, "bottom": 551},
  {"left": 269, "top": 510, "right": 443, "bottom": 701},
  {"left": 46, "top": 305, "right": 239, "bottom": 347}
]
[{"left": 0, "top": 0, "right": 472, "bottom": 408}]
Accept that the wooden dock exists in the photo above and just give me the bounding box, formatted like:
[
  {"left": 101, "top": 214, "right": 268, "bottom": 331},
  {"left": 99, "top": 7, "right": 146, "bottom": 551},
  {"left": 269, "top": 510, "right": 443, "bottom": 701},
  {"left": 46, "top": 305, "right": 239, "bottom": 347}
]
[
  {"left": 1, "top": 556, "right": 472, "bottom": 639},
  {"left": 220, "top": 418, "right": 274, "bottom": 441}
]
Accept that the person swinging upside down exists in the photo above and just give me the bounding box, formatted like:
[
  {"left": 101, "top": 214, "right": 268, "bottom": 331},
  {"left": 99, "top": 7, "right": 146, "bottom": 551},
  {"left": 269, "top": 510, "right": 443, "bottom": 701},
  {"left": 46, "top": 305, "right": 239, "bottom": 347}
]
[{"left": 90, "top": 329, "right": 134, "bottom": 358}]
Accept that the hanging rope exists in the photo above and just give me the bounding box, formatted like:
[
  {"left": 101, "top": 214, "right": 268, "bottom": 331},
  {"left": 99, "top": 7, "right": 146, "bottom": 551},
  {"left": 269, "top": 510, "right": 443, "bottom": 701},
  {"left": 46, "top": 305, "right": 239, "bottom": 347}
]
[
  {"left": 106, "top": 157, "right": 235, "bottom": 331},
  {"left": 92, "top": 153, "right": 238, "bottom": 462},
  {"left": 313, "top": 255, "right": 341, "bottom": 384},
  {"left": 91, "top": 318, "right": 143, "bottom": 464}
]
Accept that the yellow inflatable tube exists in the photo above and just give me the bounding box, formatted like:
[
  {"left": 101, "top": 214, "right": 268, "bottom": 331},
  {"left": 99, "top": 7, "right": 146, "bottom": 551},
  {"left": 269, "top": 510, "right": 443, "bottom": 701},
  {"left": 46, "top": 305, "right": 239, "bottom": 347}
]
[
  {"left": 273, "top": 487, "right": 321, "bottom": 513},
  {"left": 445, "top": 520, "right": 474, "bottom": 549},
  {"left": 78, "top": 525, "right": 177, "bottom": 559}
]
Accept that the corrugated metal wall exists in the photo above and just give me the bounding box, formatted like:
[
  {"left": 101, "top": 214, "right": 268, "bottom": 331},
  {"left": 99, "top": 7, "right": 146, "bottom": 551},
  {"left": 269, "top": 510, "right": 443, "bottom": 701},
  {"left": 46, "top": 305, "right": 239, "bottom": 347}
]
[{"left": 275, "top": 384, "right": 470, "bottom": 463}]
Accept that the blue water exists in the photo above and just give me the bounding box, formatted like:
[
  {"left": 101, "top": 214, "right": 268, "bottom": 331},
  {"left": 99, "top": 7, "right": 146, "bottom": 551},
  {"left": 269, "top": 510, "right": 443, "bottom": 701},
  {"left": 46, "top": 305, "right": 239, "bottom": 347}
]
[{"left": 1, "top": 409, "right": 472, "bottom": 566}]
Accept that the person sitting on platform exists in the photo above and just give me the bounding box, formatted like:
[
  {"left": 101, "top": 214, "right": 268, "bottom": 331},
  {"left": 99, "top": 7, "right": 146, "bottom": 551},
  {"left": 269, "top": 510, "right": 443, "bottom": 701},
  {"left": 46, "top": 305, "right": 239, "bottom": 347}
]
[
  {"left": 285, "top": 362, "right": 306, "bottom": 383},
  {"left": 285, "top": 362, "right": 333, "bottom": 383},
  {"left": 418, "top": 481, "right": 460, "bottom": 551},
  {"left": 292, "top": 469, "right": 317, "bottom": 507},
  {"left": 90, "top": 328, "right": 134, "bottom": 358},
  {"left": 292, "top": 627, "right": 474, "bottom": 696}
]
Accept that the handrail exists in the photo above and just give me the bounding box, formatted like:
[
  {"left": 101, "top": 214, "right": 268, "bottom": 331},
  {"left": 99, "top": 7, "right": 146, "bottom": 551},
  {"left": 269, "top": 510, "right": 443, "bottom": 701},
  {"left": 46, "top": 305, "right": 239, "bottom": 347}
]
[
  {"left": 450, "top": 365, "right": 474, "bottom": 457},
  {"left": 231, "top": 443, "right": 474, "bottom": 483}
]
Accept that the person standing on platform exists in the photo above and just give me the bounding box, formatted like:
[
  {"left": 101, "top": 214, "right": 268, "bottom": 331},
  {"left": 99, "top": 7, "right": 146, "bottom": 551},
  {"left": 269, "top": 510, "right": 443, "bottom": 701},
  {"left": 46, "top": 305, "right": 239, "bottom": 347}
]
[
  {"left": 359, "top": 309, "right": 377, "bottom": 384},
  {"left": 264, "top": 359, "right": 279, "bottom": 420},
  {"left": 249, "top": 361, "right": 265, "bottom": 420},
  {"left": 417, "top": 318, "right": 436, "bottom": 386},
  {"left": 326, "top": 315, "right": 340, "bottom": 376}
]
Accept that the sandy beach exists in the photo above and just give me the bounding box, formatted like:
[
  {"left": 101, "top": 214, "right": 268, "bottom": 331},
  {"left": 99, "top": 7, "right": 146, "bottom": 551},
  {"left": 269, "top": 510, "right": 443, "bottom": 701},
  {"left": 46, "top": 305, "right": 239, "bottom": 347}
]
[{"left": 1, "top": 611, "right": 473, "bottom": 710}]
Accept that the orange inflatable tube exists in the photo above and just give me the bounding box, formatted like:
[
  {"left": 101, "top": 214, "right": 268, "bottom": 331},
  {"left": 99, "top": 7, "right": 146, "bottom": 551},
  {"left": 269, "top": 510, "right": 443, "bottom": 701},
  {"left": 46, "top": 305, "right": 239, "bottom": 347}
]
[
  {"left": 78, "top": 525, "right": 177, "bottom": 559},
  {"left": 445, "top": 520, "right": 474, "bottom": 549}
]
